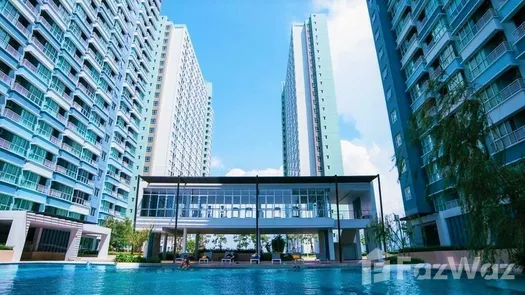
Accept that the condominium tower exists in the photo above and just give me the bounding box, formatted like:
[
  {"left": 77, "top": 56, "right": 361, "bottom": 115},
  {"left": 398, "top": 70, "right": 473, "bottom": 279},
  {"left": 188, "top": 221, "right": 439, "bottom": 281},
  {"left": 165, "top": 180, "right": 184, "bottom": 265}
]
[
  {"left": 282, "top": 14, "right": 343, "bottom": 177},
  {"left": 367, "top": 0, "right": 525, "bottom": 246},
  {"left": 0, "top": 0, "right": 161, "bottom": 224},
  {"left": 143, "top": 20, "right": 213, "bottom": 177}
]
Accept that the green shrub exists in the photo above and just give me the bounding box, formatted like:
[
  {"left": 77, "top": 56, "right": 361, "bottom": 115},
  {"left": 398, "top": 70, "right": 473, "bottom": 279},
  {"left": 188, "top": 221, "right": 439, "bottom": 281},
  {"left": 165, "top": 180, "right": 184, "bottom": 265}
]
[
  {"left": 114, "top": 253, "right": 160, "bottom": 263},
  {"left": 0, "top": 244, "right": 13, "bottom": 250},
  {"left": 385, "top": 256, "right": 425, "bottom": 264}
]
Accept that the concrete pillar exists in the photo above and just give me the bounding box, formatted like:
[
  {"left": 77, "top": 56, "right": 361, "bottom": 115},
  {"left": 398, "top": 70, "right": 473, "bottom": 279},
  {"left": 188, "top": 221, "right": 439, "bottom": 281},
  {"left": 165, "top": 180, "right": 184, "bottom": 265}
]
[
  {"left": 356, "top": 230, "right": 363, "bottom": 259},
  {"left": 182, "top": 228, "right": 188, "bottom": 253},
  {"left": 364, "top": 228, "right": 380, "bottom": 253},
  {"left": 327, "top": 230, "right": 335, "bottom": 261},
  {"left": 5, "top": 214, "right": 29, "bottom": 262},
  {"left": 97, "top": 233, "right": 110, "bottom": 260},
  {"left": 194, "top": 233, "right": 200, "bottom": 258},
  {"left": 65, "top": 228, "right": 83, "bottom": 261},
  {"left": 162, "top": 234, "right": 168, "bottom": 259},
  {"left": 33, "top": 228, "right": 43, "bottom": 251},
  {"left": 436, "top": 213, "right": 451, "bottom": 246}
]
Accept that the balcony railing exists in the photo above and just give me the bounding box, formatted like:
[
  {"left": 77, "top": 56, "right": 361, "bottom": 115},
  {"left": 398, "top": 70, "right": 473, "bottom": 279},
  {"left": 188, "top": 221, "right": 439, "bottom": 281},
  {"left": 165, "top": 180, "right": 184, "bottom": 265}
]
[
  {"left": 50, "top": 189, "right": 73, "bottom": 202},
  {"left": 0, "top": 40, "right": 21, "bottom": 60},
  {"left": 20, "top": 180, "right": 49, "bottom": 194},
  {"left": 22, "top": 0, "right": 38, "bottom": 15},
  {"left": 0, "top": 137, "right": 27, "bottom": 157},
  {"left": 0, "top": 170, "right": 19, "bottom": 185},
  {"left": 492, "top": 125, "right": 525, "bottom": 152},
  {"left": 466, "top": 42, "right": 512, "bottom": 80},
  {"left": 2, "top": 108, "right": 20, "bottom": 123},
  {"left": 484, "top": 79, "right": 525, "bottom": 111},
  {"left": 436, "top": 199, "right": 461, "bottom": 211},
  {"left": 512, "top": 22, "right": 525, "bottom": 42},
  {"left": 457, "top": 9, "right": 497, "bottom": 51},
  {"left": 72, "top": 196, "right": 89, "bottom": 207}
]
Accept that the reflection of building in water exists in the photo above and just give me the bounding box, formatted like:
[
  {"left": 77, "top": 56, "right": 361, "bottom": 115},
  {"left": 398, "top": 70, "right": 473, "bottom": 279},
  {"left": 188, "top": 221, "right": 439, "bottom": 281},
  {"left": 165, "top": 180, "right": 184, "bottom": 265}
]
[{"left": 136, "top": 175, "right": 381, "bottom": 261}]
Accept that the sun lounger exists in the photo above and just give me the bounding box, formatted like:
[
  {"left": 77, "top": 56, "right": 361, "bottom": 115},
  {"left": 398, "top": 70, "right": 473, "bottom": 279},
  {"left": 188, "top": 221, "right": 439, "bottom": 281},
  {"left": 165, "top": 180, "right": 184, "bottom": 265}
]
[
  {"left": 221, "top": 251, "right": 234, "bottom": 264},
  {"left": 175, "top": 253, "right": 190, "bottom": 263},
  {"left": 271, "top": 253, "right": 282, "bottom": 264},
  {"left": 199, "top": 252, "right": 212, "bottom": 264},
  {"left": 292, "top": 253, "right": 303, "bottom": 264}
]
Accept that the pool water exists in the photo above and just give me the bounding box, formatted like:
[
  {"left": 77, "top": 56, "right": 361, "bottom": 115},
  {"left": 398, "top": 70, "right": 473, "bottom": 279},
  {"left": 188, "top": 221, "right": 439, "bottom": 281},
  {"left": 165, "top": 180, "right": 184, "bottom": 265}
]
[{"left": 0, "top": 264, "right": 523, "bottom": 294}]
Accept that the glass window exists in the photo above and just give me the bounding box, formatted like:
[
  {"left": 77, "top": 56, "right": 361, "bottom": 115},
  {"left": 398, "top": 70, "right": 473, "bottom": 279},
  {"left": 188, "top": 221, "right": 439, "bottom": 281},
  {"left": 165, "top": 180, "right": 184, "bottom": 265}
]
[
  {"left": 386, "top": 87, "right": 392, "bottom": 101},
  {"left": 395, "top": 134, "right": 402, "bottom": 147},
  {"left": 390, "top": 109, "right": 397, "bottom": 123},
  {"left": 404, "top": 186, "right": 412, "bottom": 201}
]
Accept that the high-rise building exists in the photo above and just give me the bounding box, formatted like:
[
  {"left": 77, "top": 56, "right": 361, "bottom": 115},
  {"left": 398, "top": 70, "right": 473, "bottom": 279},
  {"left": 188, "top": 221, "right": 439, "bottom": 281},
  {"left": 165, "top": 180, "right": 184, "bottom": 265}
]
[
  {"left": 0, "top": 0, "right": 161, "bottom": 225},
  {"left": 282, "top": 14, "right": 343, "bottom": 177},
  {"left": 143, "top": 20, "right": 213, "bottom": 177},
  {"left": 366, "top": 0, "right": 525, "bottom": 246}
]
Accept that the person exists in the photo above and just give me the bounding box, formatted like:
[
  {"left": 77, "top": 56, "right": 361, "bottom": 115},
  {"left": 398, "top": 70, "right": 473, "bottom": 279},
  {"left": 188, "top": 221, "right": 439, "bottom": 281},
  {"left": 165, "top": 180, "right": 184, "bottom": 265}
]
[{"left": 181, "top": 258, "right": 191, "bottom": 270}]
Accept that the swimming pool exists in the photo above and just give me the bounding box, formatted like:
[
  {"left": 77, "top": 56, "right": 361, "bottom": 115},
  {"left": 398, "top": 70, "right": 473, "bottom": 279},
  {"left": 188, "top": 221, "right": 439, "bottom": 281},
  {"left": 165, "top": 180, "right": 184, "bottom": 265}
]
[{"left": 0, "top": 264, "right": 523, "bottom": 294}]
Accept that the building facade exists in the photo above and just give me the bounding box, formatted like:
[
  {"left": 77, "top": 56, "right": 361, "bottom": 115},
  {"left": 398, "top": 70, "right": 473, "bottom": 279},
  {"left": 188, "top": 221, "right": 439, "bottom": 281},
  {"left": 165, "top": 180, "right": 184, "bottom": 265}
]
[
  {"left": 282, "top": 14, "right": 344, "bottom": 177},
  {"left": 0, "top": 0, "right": 161, "bottom": 225},
  {"left": 143, "top": 20, "right": 213, "bottom": 178},
  {"left": 136, "top": 175, "right": 380, "bottom": 261},
  {"left": 366, "top": 0, "right": 525, "bottom": 246}
]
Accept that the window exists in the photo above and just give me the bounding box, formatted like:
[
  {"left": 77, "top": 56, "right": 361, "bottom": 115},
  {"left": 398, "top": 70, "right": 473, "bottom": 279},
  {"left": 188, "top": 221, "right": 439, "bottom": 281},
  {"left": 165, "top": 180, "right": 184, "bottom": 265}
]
[
  {"left": 382, "top": 67, "right": 388, "bottom": 79},
  {"left": 401, "top": 159, "right": 407, "bottom": 173},
  {"left": 152, "top": 110, "right": 157, "bottom": 115},
  {"left": 374, "top": 28, "right": 380, "bottom": 40},
  {"left": 150, "top": 118, "right": 156, "bottom": 124},
  {"left": 153, "top": 101, "right": 159, "bottom": 106},
  {"left": 148, "top": 137, "right": 153, "bottom": 142},
  {"left": 90, "top": 208, "right": 96, "bottom": 216},
  {"left": 143, "top": 166, "right": 149, "bottom": 172},
  {"left": 395, "top": 134, "right": 402, "bottom": 147},
  {"left": 146, "top": 146, "right": 152, "bottom": 152},
  {"left": 371, "top": 12, "right": 376, "bottom": 24},
  {"left": 378, "top": 47, "right": 384, "bottom": 60},
  {"left": 386, "top": 87, "right": 392, "bottom": 101},
  {"left": 404, "top": 186, "right": 412, "bottom": 200},
  {"left": 149, "top": 128, "right": 154, "bottom": 133},
  {"left": 390, "top": 109, "right": 397, "bottom": 123},
  {"left": 145, "top": 156, "right": 150, "bottom": 162}
]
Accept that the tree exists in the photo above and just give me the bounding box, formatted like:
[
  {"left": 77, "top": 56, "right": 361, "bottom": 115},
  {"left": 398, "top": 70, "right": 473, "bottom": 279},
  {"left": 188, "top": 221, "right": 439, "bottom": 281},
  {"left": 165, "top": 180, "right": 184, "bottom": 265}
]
[
  {"left": 129, "top": 229, "right": 149, "bottom": 255},
  {"left": 403, "top": 73, "right": 525, "bottom": 270},
  {"left": 211, "top": 234, "right": 227, "bottom": 250},
  {"left": 271, "top": 235, "right": 285, "bottom": 253},
  {"left": 103, "top": 217, "right": 133, "bottom": 251},
  {"left": 302, "top": 234, "right": 318, "bottom": 253},
  {"left": 369, "top": 214, "right": 413, "bottom": 252},
  {"left": 234, "top": 234, "right": 250, "bottom": 250}
]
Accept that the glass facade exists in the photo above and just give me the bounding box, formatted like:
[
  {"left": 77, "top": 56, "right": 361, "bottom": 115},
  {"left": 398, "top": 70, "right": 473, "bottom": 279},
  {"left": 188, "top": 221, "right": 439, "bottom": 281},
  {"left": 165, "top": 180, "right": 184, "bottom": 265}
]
[{"left": 0, "top": 0, "right": 162, "bottom": 224}]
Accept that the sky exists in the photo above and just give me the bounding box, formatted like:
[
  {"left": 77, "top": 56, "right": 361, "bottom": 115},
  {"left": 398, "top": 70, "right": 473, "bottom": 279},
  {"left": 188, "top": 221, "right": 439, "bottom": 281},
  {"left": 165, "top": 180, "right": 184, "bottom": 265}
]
[{"left": 161, "top": 0, "right": 404, "bottom": 216}]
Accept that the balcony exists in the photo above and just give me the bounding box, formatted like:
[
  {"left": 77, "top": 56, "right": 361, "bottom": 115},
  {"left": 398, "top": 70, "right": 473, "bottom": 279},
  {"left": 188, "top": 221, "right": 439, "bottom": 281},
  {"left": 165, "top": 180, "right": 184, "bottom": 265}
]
[
  {"left": 61, "top": 142, "right": 82, "bottom": 157},
  {"left": 485, "top": 79, "right": 525, "bottom": 124},
  {"left": 0, "top": 40, "right": 22, "bottom": 63},
  {"left": 514, "top": 22, "right": 525, "bottom": 59},
  {"left": 405, "top": 56, "right": 427, "bottom": 89},
  {"left": 0, "top": 7, "right": 30, "bottom": 38},
  {"left": 0, "top": 137, "right": 27, "bottom": 157},
  {"left": 30, "top": 37, "right": 58, "bottom": 64},
  {"left": 458, "top": 9, "right": 503, "bottom": 61},
  {"left": 2, "top": 107, "right": 35, "bottom": 131},
  {"left": 411, "top": 84, "right": 430, "bottom": 112},
  {"left": 49, "top": 188, "right": 73, "bottom": 202},
  {"left": 396, "top": 15, "right": 415, "bottom": 45},
  {"left": 492, "top": 126, "right": 525, "bottom": 154},
  {"left": 43, "top": 0, "right": 70, "bottom": 30},
  {"left": 417, "top": 5, "right": 443, "bottom": 39},
  {"left": 20, "top": 180, "right": 49, "bottom": 195},
  {"left": 423, "top": 31, "right": 452, "bottom": 63},
  {"left": 446, "top": 0, "right": 484, "bottom": 32},
  {"left": 493, "top": 0, "right": 525, "bottom": 21},
  {"left": 72, "top": 196, "right": 89, "bottom": 207},
  {"left": 465, "top": 42, "right": 517, "bottom": 86},
  {"left": 55, "top": 165, "right": 77, "bottom": 179},
  {"left": 28, "top": 151, "right": 57, "bottom": 170},
  {"left": 0, "top": 170, "right": 19, "bottom": 185}
]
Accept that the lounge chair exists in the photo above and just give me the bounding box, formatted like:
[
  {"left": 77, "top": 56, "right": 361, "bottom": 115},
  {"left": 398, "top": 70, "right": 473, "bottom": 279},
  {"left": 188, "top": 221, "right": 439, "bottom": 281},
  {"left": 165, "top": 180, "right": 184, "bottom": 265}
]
[
  {"left": 199, "top": 252, "right": 212, "bottom": 264},
  {"left": 271, "top": 253, "right": 282, "bottom": 264},
  {"left": 315, "top": 253, "right": 327, "bottom": 264},
  {"left": 292, "top": 253, "right": 303, "bottom": 264},
  {"left": 175, "top": 253, "right": 190, "bottom": 263},
  {"left": 221, "top": 251, "right": 234, "bottom": 264},
  {"left": 250, "top": 254, "right": 260, "bottom": 264}
]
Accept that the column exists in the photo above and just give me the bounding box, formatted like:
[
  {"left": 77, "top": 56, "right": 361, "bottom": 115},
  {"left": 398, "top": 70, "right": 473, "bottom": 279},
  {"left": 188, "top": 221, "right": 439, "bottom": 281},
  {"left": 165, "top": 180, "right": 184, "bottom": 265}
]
[
  {"left": 182, "top": 228, "right": 188, "bottom": 253},
  {"left": 145, "top": 232, "right": 161, "bottom": 258},
  {"left": 327, "top": 230, "right": 335, "bottom": 261},
  {"left": 194, "top": 233, "right": 200, "bottom": 258},
  {"left": 97, "top": 233, "right": 110, "bottom": 260},
  {"left": 436, "top": 213, "right": 451, "bottom": 246},
  {"left": 65, "top": 228, "right": 83, "bottom": 261},
  {"left": 5, "top": 214, "right": 29, "bottom": 262},
  {"left": 32, "top": 228, "right": 43, "bottom": 252},
  {"left": 162, "top": 234, "right": 168, "bottom": 259}
]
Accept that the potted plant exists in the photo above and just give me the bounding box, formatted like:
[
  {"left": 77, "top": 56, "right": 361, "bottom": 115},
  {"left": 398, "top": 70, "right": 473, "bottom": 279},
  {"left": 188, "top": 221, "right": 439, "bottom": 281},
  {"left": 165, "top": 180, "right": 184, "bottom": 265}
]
[
  {"left": 0, "top": 244, "right": 14, "bottom": 262},
  {"left": 271, "top": 235, "right": 285, "bottom": 253}
]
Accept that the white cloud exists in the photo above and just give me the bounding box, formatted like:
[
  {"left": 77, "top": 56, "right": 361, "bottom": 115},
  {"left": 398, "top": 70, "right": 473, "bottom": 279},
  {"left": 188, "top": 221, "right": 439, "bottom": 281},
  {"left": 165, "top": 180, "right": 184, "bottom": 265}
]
[
  {"left": 210, "top": 156, "right": 224, "bottom": 169},
  {"left": 314, "top": 0, "right": 404, "bottom": 215},
  {"left": 225, "top": 167, "right": 284, "bottom": 176}
]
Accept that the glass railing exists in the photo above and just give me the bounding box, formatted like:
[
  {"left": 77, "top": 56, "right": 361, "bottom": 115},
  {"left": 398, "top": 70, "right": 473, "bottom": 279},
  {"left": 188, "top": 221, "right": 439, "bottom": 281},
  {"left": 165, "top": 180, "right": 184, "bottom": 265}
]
[
  {"left": 0, "top": 39, "right": 21, "bottom": 60},
  {"left": 0, "top": 137, "right": 27, "bottom": 157},
  {"left": 457, "top": 9, "right": 497, "bottom": 51},
  {"left": 0, "top": 170, "right": 19, "bottom": 185},
  {"left": 484, "top": 79, "right": 525, "bottom": 111},
  {"left": 405, "top": 56, "right": 424, "bottom": 78},
  {"left": 436, "top": 199, "right": 460, "bottom": 211},
  {"left": 492, "top": 125, "right": 525, "bottom": 152},
  {"left": 466, "top": 42, "right": 512, "bottom": 80}
]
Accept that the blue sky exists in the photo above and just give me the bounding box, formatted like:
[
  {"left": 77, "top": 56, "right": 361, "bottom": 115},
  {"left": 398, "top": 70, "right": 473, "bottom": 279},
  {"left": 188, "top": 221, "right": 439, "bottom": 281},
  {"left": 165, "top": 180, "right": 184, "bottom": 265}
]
[
  {"left": 161, "top": 0, "right": 358, "bottom": 176},
  {"left": 161, "top": 0, "right": 404, "bottom": 215}
]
